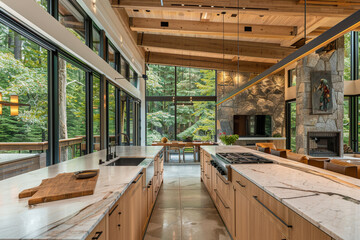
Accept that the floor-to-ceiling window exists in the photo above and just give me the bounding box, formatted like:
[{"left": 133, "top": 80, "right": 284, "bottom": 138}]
[
  {"left": 108, "top": 83, "right": 116, "bottom": 146},
  {"left": 93, "top": 74, "right": 101, "bottom": 151},
  {"left": 0, "top": 21, "right": 49, "bottom": 169},
  {"left": 58, "top": 56, "right": 87, "bottom": 161},
  {"left": 146, "top": 64, "right": 216, "bottom": 145}
]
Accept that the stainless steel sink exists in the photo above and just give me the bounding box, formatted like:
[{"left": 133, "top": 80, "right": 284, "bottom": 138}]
[{"left": 106, "top": 157, "right": 146, "bottom": 166}]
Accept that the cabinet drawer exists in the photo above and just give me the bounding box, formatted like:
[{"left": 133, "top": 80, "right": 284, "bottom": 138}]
[
  {"left": 215, "top": 189, "right": 233, "bottom": 233},
  {"left": 288, "top": 209, "right": 331, "bottom": 240},
  {"left": 250, "top": 187, "right": 291, "bottom": 238},
  {"left": 232, "top": 169, "right": 251, "bottom": 196},
  {"left": 86, "top": 217, "right": 106, "bottom": 240},
  {"left": 215, "top": 172, "right": 231, "bottom": 205}
]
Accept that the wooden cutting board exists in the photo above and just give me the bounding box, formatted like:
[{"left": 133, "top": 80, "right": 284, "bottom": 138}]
[{"left": 19, "top": 170, "right": 99, "bottom": 205}]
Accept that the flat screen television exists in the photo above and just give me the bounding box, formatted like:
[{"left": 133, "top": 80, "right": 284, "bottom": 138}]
[{"left": 233, "top": 115, "right": 272, "bottom": 137}]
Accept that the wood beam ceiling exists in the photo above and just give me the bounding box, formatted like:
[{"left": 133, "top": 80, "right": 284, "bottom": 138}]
[
  {"left": 145, "top": 52, "right": 273, "bottom": 73},
  {"left": 138, "top": 33, "right": 295, "bottom": 63},
  {"left": 130, "top": 18, "right": 297, "bottom": 39},
  {"left": 111, "top": 0, "right": 360, "bottom": 17}
]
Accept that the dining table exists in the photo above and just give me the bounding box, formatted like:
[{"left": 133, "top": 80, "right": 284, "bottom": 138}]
[{"left": 151, "top": 141, "right": 217, "bottom": 162}]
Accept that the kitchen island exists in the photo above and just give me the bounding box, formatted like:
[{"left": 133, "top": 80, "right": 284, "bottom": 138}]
[
  {"left": 0, "top": 146, "right": 163, "bottom": 240},
  {"left": 201, "top": 145, "right": 360, "bottom": 240}
]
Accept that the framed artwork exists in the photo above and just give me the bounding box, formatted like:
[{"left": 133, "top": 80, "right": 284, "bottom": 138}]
[{"left": 311, "top": 71, "right": 333, "bottom": 115}]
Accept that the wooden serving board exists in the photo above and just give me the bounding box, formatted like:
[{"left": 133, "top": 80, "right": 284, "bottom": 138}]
[{"left": 19, "top": 170, "right": 99, "bottom": 205}]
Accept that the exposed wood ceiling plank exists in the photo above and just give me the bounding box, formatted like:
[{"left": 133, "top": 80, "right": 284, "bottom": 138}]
[
  {"left": 111, "top": 0, "right": 360, "bottom": 17},
  {"left": 145, "top": 52, "right": 273, "bottom": 72},
  {"left": 281, "top": 17, "right": 332, "bottom": 46},
  {"left": 217, "top": 9, "right": 360, "bottom": 105},
  {"left": 138, "top": 33, "right": 295, "bottom": 63},
  {"left": 130, "top": 18, "right": 297, "bottom": 39}
]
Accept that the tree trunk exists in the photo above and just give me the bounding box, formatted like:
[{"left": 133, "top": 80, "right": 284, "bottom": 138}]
[
  {"left": 14, "top": 33, "right": 22, "bottom": 60},
  {"left": 59, "top": 58, "right": 68, "bottom": 162}
]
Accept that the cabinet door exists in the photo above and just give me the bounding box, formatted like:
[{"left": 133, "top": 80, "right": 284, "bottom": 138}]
[
  {"left": 249, "top": 196, "right": 288, "bottom": 240},
  {"left": 128, "top": 173, "right": 143, "bottom": 240},
  {"left": 86, "top": 216, "right": 106, "bottom": 240},
  {"left": 289, "top": 209, "right": 331, "bottom": 240},
  {"left": 235, "top": 189, "right": 249, "bottom": 240},
  {"left": 108, "top": 201, "right": 121, "bottom": 240},
  {"left": 140, "top": 171, "right": 148, "bottom": 236}
]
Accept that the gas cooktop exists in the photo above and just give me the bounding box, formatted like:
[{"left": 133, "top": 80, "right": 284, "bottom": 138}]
[{"left": 215, "top": 152, "right": 273, "bottom": 164}]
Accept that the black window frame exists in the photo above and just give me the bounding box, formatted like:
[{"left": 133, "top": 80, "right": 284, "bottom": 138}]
[
  {"left": 287, "top": 68, "right": 296, "bottom": 88},
  {"left": 145, "top": 64, "right": 217, "bottom": 144},
  {"left": 0, "top": 8, "right": 142, "bottom": 169}
]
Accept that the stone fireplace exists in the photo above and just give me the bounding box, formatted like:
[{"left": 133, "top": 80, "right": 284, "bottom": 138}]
[
  {"left": 296, "top": 37, "right": 344, "bottom": 156},
  {"left": 308, "top": 132, "right": 341, "bottom": 157}
]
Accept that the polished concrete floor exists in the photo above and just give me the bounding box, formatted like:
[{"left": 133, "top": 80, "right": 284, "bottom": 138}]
[{"left": 144, "top": 165, "right": 231, "bottom": 240}]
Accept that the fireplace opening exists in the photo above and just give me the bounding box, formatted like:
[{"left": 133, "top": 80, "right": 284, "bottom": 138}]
[{"left": 307, "top": 132, "right": 341, "bottom": 157}]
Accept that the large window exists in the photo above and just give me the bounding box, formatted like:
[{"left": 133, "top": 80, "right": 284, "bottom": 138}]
[
  {"left": 108, "top": 83, "right": 116, "bottom": 146},
  {"left": 120, "top": 90, "right": 130, "bottom": 145},
  {"left": 286, "top": 101, "right": 297, "bottom": 152},
  {"left": 146, "top": 65, "right": 175, "bottom": 96},
  {"left": 146, "top": 64, "right": 216, "bottom": 144},
  {"left": 58, "top": 57, "right": 87, "bottom": 161},
  {"left": 146, "top": 101, "right": 175, "bottom": 145},
  {"left": 176, "top": 67, "right": 216, "bottom": 96},
  {"left": 93, "top": 74, "right": 101, "bottom": 151},
  {"left": 59, "top": 0, "right": 86, "bottom": 43},
  {"left": 176, "top": 101, "right": 216, "bottom": 141},
  {"left": 344, "top": 32, "right": 351, "bottom": 81},
  {"left": 108, "top": 42, "right": 116, "bottom": 69},
  {"left": 0, "top": 22, "right": 48, "bottom": 169},
  {"left": 92, "top": 25, "right": 101, "bottom": 55}
]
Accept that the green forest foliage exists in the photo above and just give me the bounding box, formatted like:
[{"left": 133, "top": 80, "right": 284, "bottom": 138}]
[
  {"left": 146, "top": 65, "right": 216, "bottom": 145},
  {"left": 0, "top": 23, "right": 86, "bottom": 155}
]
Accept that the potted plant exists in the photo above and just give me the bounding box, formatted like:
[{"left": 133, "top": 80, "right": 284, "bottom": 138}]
[{"left": 219, "top": 132, "right": 239, "bottom": 145}]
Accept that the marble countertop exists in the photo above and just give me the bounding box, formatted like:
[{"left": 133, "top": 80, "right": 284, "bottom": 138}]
[
  {"left": 0, "top": 146, "right": 163, "bottom": 240},
  {"left": 201, "top": 146, "right": 360, "bottom": 240},
  {"left": 237, "top": 137, "right": 286, "bottom": 140}
]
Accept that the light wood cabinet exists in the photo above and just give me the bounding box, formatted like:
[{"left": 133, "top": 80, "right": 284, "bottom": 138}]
[
  {"left": 86, "top": 149, "right": 165, "bottom": 240},
  {"left": 288, "top": 209, "right": 331, "bottom": 240},
  {"left": 108, "top": 198, "right": 122, "bottom": 240},
  {"left": 86, "top": 216, "right": 106, "bottom": 240},
  {"left": 234, "top": 186, "right": 249, "bottom": 240},
  {"left": 231, "top": 168, "right": 332, "bottom": 240}
]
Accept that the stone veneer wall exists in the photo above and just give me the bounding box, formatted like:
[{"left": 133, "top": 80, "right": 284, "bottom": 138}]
[
  {"left": 296, "top": 37, "right": 344, "bottom": 156},
  {"left": 217, "top": 71, "right": 285, "bottom": 137}
]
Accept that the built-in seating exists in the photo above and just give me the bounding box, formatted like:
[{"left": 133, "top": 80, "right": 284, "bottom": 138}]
[
  {"left": 327, "top": 159, "right": 360, "bottom": 179},
  {"left": 270, "top": 149, "right": 287, "bottom": 158},
  {"left": 255, "top": 142, "right": 360, "bottom": 179},
  {"left": 307, "top": 158, "right": 330, "bottom": 169},
  {"left": 286, "top": 152, "right": 309, "bottom": 164},
  {"left": 257, "top": 146, "right": 271, "bottom": 154}
]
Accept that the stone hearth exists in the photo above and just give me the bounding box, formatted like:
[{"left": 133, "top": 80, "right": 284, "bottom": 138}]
[{"left": 296, "top": 37, "right": 344, "bottom": 156}]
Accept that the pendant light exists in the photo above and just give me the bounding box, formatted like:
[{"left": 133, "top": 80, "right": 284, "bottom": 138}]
[
  {"left": 304, "top": 0, "right": 307, "bottom": 45},
  {"left": 222, "top": 11, "right": 226, "bottom": 92},
  {"left": 237, "top": 0, "right": 240, "bottom": 84}
]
